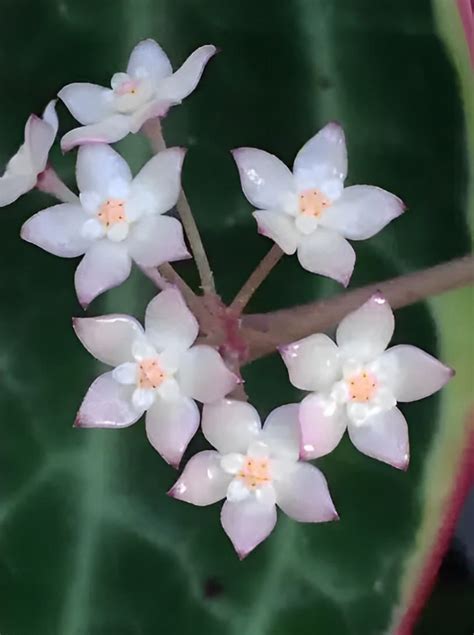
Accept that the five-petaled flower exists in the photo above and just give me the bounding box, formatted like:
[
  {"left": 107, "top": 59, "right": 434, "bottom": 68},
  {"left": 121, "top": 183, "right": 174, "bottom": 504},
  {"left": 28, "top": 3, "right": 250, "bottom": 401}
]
[
  {"left": 59, "top": 39, "right": 216, "bottom": 151},
  {"left": 0, "top": 100, "right": 59, "bottom": 207},
  {"left": 232, "top": 122, "right": 405, "bottom": 286},
  {"left": 73, "top": 288, "right": 238, "bottom": 467},
  {"left": 21, "top": 143, "right": 190, "bottom": 308},
  {"left": 280, "top": 294, "right": 454, "bottom": 469},
  {"left": 170, "top": 399, "right": 338, "bottom": 558}
]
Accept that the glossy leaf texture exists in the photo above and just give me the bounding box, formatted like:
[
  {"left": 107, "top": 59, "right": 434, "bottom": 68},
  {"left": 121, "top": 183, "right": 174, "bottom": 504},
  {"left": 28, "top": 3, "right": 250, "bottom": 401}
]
[{"left": 0, "top": 1, "right": 472, "bottom": 634}]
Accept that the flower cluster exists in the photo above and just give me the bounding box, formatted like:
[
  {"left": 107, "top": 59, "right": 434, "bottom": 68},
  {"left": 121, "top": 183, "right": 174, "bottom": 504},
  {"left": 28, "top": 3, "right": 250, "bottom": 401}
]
[{"left": 0, "top": 38, "right": 454, "bottom": 558}]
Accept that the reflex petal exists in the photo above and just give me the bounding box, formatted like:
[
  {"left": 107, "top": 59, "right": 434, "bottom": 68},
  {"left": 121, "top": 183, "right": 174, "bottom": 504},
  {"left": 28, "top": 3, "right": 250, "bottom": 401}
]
[
  {"left": 232, "top": 148, "right": 296, "bottom": 211},
  {"left": 127, "top": 38, "right": 172, "bottom": 83},
  {"left": 221, "top": 498, "right": 277, "bottom": 559},
  {"left": 299, "top": 393, "right": 348, "bottom": 460},
  {"left": 26, "top": 114, "right": 56, "bottom": 173},
  {"left": 75, "top": 371, "right": 140, "bottom": 428},
  {"left": 293, "top": 123, "right": 347, "bottom": 196},
  {"left": 380, "top": 344, "right": 454, "bottom": 402},
  {"left": 280, "top": 333, "right": 341, "bottom": 392},
  {"left": 41, "top": 100, "right": 59, "bottom": 134},
  {"left": 348, "top": 407, "right": 409, "bottom": 469},
  {"left": 127, "top": 215, "right": 189, "bottom": 267},
  {"left": 0, "top": 173, "right": 34, "bottom": 206},
  {"left": 177, "top": 345, "right": 237, "bottom": 403},
  {"left": 320, "top": 185, "right": 405, "bottom": 240},
  {"left": 61, "top": 116, "right": 132, "bottom": 152},
  {"left": 145, "top": 394, "right": 199, "bottom": 467},
  {"left": 157, "top": 45, "right": 216, "bottom": 103},
  {"left": 297, "top": 227, "right": 355, "bottom": 285},
  {"left": 262, "top": 404, "right": 300, "bottom": 461},
  {"left": 73, "top": 314, "right": 144, "bottom": 366},
  {"left": 202, "top": 399, "right": 261, "bottom": 454},
  {"left": 58, "top": 83, "right": 113, "bottom": 125},
  {"left": 21, "top": 204, "right": 90, "bottom": 257},
  {"left": 275, "top": 462, "right": 338, "bottom": 522},
  {"left": 131, "top": 147, "right": 185, "bottom": 215},
  {"left": 74, "top": 240, "right": 132, "bottom": 308},
  {"left": 76, "top": 144, "right": 132, "bottom": 196},
  {"left": 253, "top": 210, "right": 300, "bottom": 254},
  {"left": 144, "top": 288, "right": 198, "bottom": 353},
  {"left": 336, "top": 293, "right": 394, "bottom": 362},
  {"left": 169, "top": 450, "right": 231, "bottom": 505}
]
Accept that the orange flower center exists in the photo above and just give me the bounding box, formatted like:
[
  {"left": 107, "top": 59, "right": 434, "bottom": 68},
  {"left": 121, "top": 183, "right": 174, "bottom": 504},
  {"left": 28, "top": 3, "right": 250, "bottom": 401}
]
[
  {"left": 97, "top": 199, "right": 127, "bottom": 227},
  {"left": 298, "top": 189, "right": 331, "bottom": 217},
  {"left": 237, "top": 457, "right": 271, "bottom": 490},
  {"left": 138, "top": 358, "right": 167, "bottom": 390},
  {"left": 347, "top": 371, "right": 378, "bottom": 402}
]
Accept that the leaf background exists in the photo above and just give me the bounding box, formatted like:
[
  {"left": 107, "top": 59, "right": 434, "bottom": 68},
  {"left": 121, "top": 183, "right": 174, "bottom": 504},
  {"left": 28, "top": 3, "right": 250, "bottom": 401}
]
[{"left": 0, "top": 0, "right": 472, "bottom": 634}]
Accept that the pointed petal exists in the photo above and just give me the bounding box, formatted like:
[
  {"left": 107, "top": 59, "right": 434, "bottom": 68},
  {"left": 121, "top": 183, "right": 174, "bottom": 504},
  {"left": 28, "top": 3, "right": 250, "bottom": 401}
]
[
  {"left": 262, "top": 404, "right": 300, "bottom": 461},
  {"left": 21, "top": 203, "right": 90, "bottom": 257},
  {"left": 336, "top": 293, "right": 394, "bottom": 361},
  {"left": 320, "top": 185, "right": 405, "bottom": 240},
  {"left": 73, "top": 314, "right": 144, "bottom": 366},
  {"left": 127, "top": 38, "right": 172, "bottom": 82},
  {"left": 58, "top": 83, "right": 113, "bottom": 125},
  {"left": 299, "top": 394, "right": 348, "bottom": 460},
  {"left": 0, "top": 173, "right": 35, "bottom": 207},
  {"left": 76, "top": 144, "right": 132, "bottom": 196},
  {"left": 202, "top": 399, "right": 261, "bottom": 454},
  {"left": 42, "top": 100, "right": 59, "bottom": 134},
  {"left": 232, "top": 147, "right": 296, "bottom": 211},
  {"left": 297, "top": 227, "right": 355, "bottom": 285},
  {"left": 253, "top": 210, "right": 299, "bottom": 255},
  {"left": 75, "top": 371, "right": 140, "bottom": 428},
  {"left": 280, "top": 333, "right": 341, "bottom": 392},
  {"left": 26, "top": 114, "right": 56, "bottom": 173},
  {"left": 380, "top": 344, "right": 454, "bottom": 402},
  {"left": 177, "top": 345, "right": 237, "bottom": 403},
  {"left": 157, "top": 45, "right": 216, "bottom": 103},
  {"left": 221, "top": 498, "right": 277, "bottom": 559},
  {"left": 348, "top": 407, "right": 409, "bottom": 469},
  {"left": 74, "top": 240, "right": 132, "bottom": 308},
  {"left": 293, "top": 123, "right": 347, "bottom": 197},
  {"left": 145, "top": 395, "right": 199, "bottom": 467},
  {"left": 127, "top": 214, "right": 189, "bottom": 267},
  {"left": 144, "top": 287, "right": 198, "bottom": 353},
  {"left": 61, "top": 116, "right": 132, "bottom": 152},
  {"left": 275, "top": 462, "right": 338, "bottom": 522},
  {"left": 131, "top": 147, "right": 185, "bottom": 215},
  {"left": 169, "top": 450, "right": 230, "bottom": 505}
]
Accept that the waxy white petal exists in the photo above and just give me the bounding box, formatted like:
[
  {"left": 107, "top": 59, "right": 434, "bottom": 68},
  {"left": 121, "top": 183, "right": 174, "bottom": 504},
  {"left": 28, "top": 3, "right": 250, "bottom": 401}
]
[
  {"left": 299, "top": 394, "right": 348, "bottom": 460},
  {"left": 169, "top": 450, "right": 231, "bottom": 505},
  {"left": 177, "top": 345, "right": 237, "bottom": 403},
  {"left": 348, "top": 406, "right": 409, "bottom": 469},
  {"left": 127, "top": 214, "right": 190, "bottom": 267},
  {"left": 144, "top": 288, "right": 198, "bottom": 354},
  {"left": 75, "top": 371, "right": 140, "bottom": 428},
  {"left": 21, "top": 203, "right": 90, "bottom": 257},
  {"left": 280, "top": 333, "right": 341, "bottom": 392},
  {"left": 221, "top": 498, "right": 277, "bottom": 559},
  {"left": 132, "top": 387, "right": 156, "bottom": 411},
  {"left": 127, "top": 38, "right": 172, "bottom": 83},
  {"left": 232, "top": 148, "right": 296, "bottom": 211},
  {"left": 58, "top": 83, "right": 113, "bottom": 125},
  {"left": 27, "top": 113, "right": 56, "bottom": 173},
  {"left": 275, "top": 462, "right": 338, "bottom": 522},
  {"left": 145, "top": 395, "right": 200, "bottom": 467},
  {"left": 74, "top": 240, "right": 132, "bottom": 308},
  {"left": 113, "top": 362, "right": 138, "bottom": 385},
  {"left": 336, "top": 293, "right": 394, "bottom": 361},
  {"left": 226, "top": 479, "right": 251, "bottom": 503},
  {"left": 73, "top": 314, "right": 144, "bottom": 366},
  {"left": 202, "top": 399, "right": 261, "bottom": 454},
  {"left": 253, "top": 210, "right": 300, "bottom": 255},
  {"left": 321, "top": 185, "right": 404, "bottom": 240},
  {"left": 0, "top": 174, "right": 35, "bottom": 207},
  {"left": 261, "top": 404, "right": 300, "bottom": 461},
  {"left": 297, "top": 226, "right": 355, "bottom": 285},
  {"left": 61, "top": 115, "right": 132, "bottom": 152},
  {"left": 157, "top": 44, "right": 216, "bottom": 103},
  {"left": 131, "top": 147, "right": 185, "bottom": 215},
  {"left": 76, "top": 144, "right": 132, "bottom": 196}
]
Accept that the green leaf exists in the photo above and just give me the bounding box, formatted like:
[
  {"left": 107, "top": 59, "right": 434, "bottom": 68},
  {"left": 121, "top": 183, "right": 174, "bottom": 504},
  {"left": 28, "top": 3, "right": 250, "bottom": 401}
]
[{"left": 0, "top": 1, "right": 471, "bottom": 634}]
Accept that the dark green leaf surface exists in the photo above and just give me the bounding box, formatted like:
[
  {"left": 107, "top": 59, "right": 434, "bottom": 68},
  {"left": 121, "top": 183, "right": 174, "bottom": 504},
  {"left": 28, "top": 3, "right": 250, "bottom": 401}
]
[{"left": 0, "top": 1, "right": 471, "bottom": 634}]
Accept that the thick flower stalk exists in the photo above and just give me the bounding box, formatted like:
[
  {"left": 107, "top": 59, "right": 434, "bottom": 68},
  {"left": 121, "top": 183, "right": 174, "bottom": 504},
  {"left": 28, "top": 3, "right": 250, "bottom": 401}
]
[
  {"left": 59, "top": 39, "right": 216, "bottom": 150},
  {"left": 0, "top": 100, "right": 59, "bottom": 206},
  {"left": 21, "top": 143, "right": 189, "bottom": 307},
  {"left": 170, "top": 399, "right": 338, "bottom": 558},
  {"left": 233, "top": 122, "right": 404, "bottom": 285},
  {"left": 73, "top": 288, "right": 238, "bottom": 466},
  {"left": 280, "top": 294, "right": 454, "bottom": 469}
]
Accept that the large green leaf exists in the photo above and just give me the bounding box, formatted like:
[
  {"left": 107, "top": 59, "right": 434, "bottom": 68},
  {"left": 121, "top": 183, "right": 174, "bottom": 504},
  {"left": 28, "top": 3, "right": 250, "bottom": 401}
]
[{"left": 0, "top": 1, "right": 472, "bottom": 634}]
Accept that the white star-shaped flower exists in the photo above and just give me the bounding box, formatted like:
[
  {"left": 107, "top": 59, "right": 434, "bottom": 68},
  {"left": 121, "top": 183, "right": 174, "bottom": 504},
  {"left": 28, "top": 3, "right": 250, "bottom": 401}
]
[{"left": 233, "top": 122, "right": 405, "bottom": 285}]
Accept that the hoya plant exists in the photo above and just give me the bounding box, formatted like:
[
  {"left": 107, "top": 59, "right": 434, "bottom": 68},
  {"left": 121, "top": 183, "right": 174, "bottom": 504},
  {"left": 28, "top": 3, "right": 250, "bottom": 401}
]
[{"left": 0, "top": 1, "right": 472, "bottom": 633}]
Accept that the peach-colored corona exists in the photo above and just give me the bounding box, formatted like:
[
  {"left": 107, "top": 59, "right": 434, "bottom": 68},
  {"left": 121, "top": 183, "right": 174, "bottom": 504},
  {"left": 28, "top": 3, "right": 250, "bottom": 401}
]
[
  {"left": 298, "top": 189, "right": 331, "bottom": 217},
  {"left": 347, "top": 371, "right": 378, "bottom": 402},
  {"left": 98, "top": 199, "right": 127, "bottom": 227},
  {"left": 138, "top": 358, "right": 167, "bottom": 390},
  {"left": 237, "top": 457, "right": 271, "bottom": 490}
]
